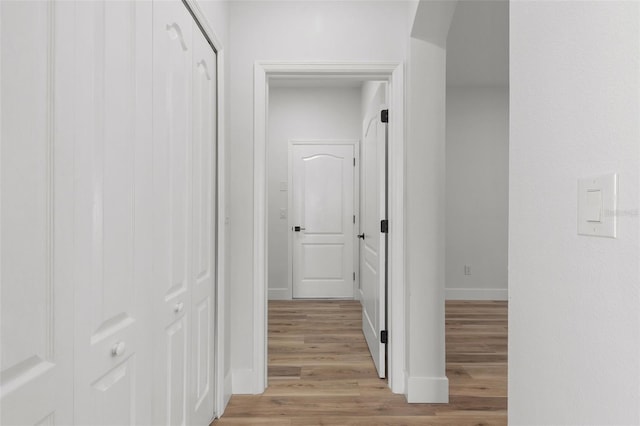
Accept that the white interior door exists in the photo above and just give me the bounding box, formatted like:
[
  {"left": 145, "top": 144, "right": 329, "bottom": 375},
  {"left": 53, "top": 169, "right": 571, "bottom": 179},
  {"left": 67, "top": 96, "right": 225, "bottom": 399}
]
[
  {"left": 360, "top": 84, "right": 387, "bottom": 378},
  {"left": 152, "top": 1, "right": 193, "bottom": 424},
  {"left": 72, "top": 1, "right": 153, "bottom": 424},
  {"left": 190, "top": 23, "right": 217, "bottom": 426},
  {"left": 1, "top": 2, "right": 74, "bottom": 424},
  {"left": 292, "top": 144, "right": 355, "bottom": 299}
]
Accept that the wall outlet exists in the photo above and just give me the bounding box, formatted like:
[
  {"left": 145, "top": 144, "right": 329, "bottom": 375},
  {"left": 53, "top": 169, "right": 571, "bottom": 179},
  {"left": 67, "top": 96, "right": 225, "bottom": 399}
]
[
  {"left": 464, "top": 265, "right": 471, "bottom": 276},
  {"left": 279, "top": 208, "right": 287, "bottom": 219}
]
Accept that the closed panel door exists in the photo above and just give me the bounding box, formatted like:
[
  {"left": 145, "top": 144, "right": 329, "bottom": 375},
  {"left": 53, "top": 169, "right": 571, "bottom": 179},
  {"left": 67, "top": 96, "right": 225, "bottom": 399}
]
[
  {"left": 292, "top": 145, "right": 354, "bottom": 299},
  {"left": 360, "top": 84, "right": 387, "bottom": 378},
  {"left": 0, "top": 2, "right": 74, "bottom": 424},
  {"left": 153, "top": 1, "right": 193, "bottom": 425},
  {"left": 72, "top": 1, "right": 152, "bottom": 424},
  {"left": 190, "top": 24, "right": 216, "bottom": 426}
]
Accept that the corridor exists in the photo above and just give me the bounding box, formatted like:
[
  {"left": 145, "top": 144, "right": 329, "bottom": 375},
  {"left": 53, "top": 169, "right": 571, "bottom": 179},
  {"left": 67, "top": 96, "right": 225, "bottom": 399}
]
[{"left": 214, "top": 300, "right": 507, "bottom": 425}]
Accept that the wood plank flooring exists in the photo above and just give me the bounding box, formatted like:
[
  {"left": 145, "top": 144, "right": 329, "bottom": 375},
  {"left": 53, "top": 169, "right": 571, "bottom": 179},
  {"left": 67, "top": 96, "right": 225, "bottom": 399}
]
[{"left": 212, "top": 300, "right": 507, "bottom": 425}]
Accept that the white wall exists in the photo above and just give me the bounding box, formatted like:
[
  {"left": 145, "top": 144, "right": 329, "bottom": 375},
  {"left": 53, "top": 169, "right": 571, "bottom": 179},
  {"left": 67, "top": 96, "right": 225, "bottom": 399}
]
[
  {"left": 404, "top": 36, "right": 449, "bottom": 403},
  {"left": 445, "top": 88, "right": 508, "bottom": 300},
  {"left": 267, "top": 86, "right": 361, "bottom": 299},
  {"left": 509, "top": 1, "right": 640, "bottom": 424},
  {"left": 361, "top": 81, "right": 386, "bottom": 123},
  {"left": 227, "top": 0, "right": 410, "bottom": 393}
]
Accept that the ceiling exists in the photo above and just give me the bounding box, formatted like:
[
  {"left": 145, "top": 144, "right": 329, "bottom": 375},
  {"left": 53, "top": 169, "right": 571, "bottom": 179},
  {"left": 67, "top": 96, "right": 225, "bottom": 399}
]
[{"left": 446, "top": 0, "right": 509, "bottom": 87}]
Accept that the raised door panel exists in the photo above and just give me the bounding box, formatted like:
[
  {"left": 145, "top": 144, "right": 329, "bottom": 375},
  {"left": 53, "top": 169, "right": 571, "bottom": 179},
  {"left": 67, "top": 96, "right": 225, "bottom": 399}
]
[
  {"left": 72, "top": 1, "right": 152, "bottom": 424},
  {"left": 190, "top": 24, "right": 216, "bottom": 426},
  {"left": 152, "top": 1, "right": 193, "bottom": 425},
  {"left": 0, "top": 1, "right": 74, "bottom": 424}
]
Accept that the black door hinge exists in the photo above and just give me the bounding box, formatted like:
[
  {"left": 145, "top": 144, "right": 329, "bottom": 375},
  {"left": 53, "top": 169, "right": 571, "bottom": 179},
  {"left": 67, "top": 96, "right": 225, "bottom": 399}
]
[
  {"left": 380, "top": 219, "right": 388, "bottom": 233},
  {"left": 380, "top": 330, "right": 388, "bottom": 344},
  {"left": 353, "top": 272, "right": 356, "bottom": 281},
  {"left": 381, "top": 109, "right": 389, "bottom": 123}
]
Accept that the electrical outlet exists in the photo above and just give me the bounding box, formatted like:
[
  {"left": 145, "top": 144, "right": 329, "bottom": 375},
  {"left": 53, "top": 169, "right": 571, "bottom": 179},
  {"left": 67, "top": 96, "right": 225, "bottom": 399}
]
[
  {"left": 279, "top": 208, "right": 287, "bottom": 219},
  {"left": 464, "top": 265, "right": 471, "bottom": 276}
]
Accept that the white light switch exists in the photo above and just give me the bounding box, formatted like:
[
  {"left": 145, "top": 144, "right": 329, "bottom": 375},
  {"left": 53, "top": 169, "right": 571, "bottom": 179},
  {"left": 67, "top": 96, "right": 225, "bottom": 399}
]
[
  {"left": 585, "top": 190, "right": 602, "bottom": 222},
  {"left": 578, "top": 173, "right": 617, "bottom": 238}
]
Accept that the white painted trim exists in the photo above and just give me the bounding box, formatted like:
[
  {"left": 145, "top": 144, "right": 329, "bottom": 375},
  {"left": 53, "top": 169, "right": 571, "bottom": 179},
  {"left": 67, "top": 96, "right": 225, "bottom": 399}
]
[
  {"left": 254, "top": 61, "right": 406, "bottom": 395},
  {"left": 268, "top": 288, "right": 290, "bottom": 300},
  {"left": 214, "top": 48, "right": 229, "bottom": 417},
  {"left": 185, "top": 0, "right": 229, "bottom": 416},
  {"left": 445, "top": 288, "right": 508, "bottom": 301},
  {"left": 405, "top": 376, "right": 449, "bottom": 403},
  {"left": 223, "top": 370, "right": 233, "bottom": 408},
  {"left": 253, "top": 64, "right": 268, "bottom": 393},
  {"left": 184, "top": 0, "right": 223, "bottom": 52},
  {"left": 231, "top": 369, "right": 256, "bottom": 394},
  {"left": 285, "top": 139, "right": 360, "bottom": 301}
]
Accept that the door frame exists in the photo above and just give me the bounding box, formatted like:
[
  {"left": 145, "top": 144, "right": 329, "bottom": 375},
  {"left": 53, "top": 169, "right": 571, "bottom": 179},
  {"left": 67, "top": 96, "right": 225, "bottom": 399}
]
[
  {"left": 181, "top": 0, "right": 228, "bottom": 418},
  {"left": 253, "top": 62, "right": 405, "bottom": 394},
  {"left": 287, "top": 139, "right": 360, "bottom": 300}
]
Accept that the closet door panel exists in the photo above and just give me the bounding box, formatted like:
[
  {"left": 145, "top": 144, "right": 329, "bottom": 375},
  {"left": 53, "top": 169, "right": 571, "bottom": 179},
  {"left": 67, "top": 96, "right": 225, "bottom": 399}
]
[
  {"left": 152, "top": 1, "right": 193, "bottom": 424},
  {"left": 0, "top": 2, "right": 74, "bottom": 424},
  {"left": 72, "top": 1, "right": 152, "bottom": 424},
  {"left": 190, "top": 24, "right": 217, "bottom": 426}
]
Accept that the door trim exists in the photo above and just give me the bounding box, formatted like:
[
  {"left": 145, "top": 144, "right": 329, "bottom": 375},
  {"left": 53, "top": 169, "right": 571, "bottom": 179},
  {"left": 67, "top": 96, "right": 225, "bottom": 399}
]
[
  {"left": 182, "top": 0, "right": 229, "bottom": 418},
  {"left": 281, "top": 139, "right": 360, "bottom": 301},
  {"left": 253, "top": 62, "right": 405, "bottom": 395}
]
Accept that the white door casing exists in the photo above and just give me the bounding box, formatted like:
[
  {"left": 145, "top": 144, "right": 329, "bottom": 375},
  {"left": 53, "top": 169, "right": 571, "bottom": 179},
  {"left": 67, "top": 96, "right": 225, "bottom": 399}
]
[
  {"left": 291, "top": 143, "right": 355, "bottom": 299},
  {"left": 0, "top": 2, "right": 75, "bottom": 424},
  {"left": 190, "top": 23, "right": 217, "bottom": 426},
  {"left": 254, "top": 63, "right": 405, "bottom": 395},
  {"left": 360, "top": 84, "right": 387, "bottom": 378}
]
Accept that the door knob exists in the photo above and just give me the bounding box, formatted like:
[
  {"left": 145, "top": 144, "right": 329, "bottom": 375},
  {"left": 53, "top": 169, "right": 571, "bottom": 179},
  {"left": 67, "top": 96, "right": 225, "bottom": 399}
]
[
  {"left": 174, "top": 302, "right": 184, "bottom": 313},
  {"left": 357, "top": 233, "right": 365, "bottom": 240},
  {"left": 111, "top": 341, "right": 126, "bottom": 357},
  {"left": 294, "top": 226, "right": 306, "bottom": 232}
]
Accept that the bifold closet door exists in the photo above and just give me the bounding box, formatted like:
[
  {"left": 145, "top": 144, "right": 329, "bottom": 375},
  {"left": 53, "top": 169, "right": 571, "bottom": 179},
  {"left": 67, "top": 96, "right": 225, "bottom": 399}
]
[
  {"left": 0, "top": 2, "right": 74, "bottom": 424},
  {"left": 190, "top": 23, "right": 217, "bottom": 426},
  {"left": 152, "top": 1, "right": 217, "bottom": 425},
  {"left": 72, "top": 1, "right": 154, "bottom": 425}
]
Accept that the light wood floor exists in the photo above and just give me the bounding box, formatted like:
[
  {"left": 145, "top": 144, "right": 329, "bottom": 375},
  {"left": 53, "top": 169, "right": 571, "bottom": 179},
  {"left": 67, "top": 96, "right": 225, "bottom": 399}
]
[{"left": 213, "top": 300, "right": 507, "bottom": 425}]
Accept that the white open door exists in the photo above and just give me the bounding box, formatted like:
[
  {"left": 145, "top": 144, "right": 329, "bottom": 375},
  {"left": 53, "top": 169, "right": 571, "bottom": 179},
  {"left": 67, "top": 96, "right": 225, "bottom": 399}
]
[
  {"left": 359, "top": 84, "right": 387, "bottom": 378},
  {"left": 292, "top": 144, "right": 355, "bottom": 299}
]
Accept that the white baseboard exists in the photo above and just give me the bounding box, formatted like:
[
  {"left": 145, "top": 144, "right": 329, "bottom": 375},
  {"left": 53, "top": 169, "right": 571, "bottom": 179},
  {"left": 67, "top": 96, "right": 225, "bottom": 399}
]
[
  {"left": 231, "top": 368, "right": 256, "bottom": 394},
  {"left": 405, "top": 375, "right": 449, "bottom": 403},
  {"left": 445, "top": 288, "right": 508, "bottom": 301},
  {"left": 223, "top": 370, "right": 232, "bottom": 409},
  {"left": 268, "top": 288, "right": 291, "bottom": 300}
]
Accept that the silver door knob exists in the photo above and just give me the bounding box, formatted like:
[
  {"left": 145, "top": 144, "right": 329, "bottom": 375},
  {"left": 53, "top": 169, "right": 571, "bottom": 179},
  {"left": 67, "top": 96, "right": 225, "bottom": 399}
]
[
  {"left": 174, "top": 302, "right": 184, "bottom": 313},
  {"left": 111, "top": 341, "right": 126, "bottom": 357}
]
